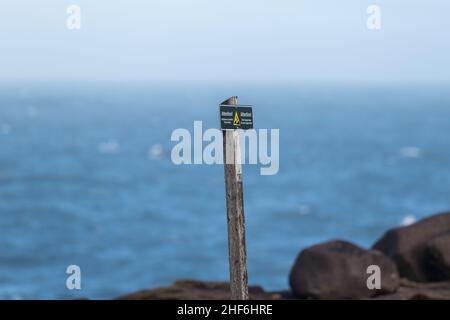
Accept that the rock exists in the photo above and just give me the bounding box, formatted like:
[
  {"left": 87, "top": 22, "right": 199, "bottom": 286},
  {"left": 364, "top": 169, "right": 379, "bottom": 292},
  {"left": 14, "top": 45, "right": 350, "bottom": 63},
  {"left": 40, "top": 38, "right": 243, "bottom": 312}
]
[
  {"left": 425, "top": 233, "right": 450, "bottom": 281},
  {"left": 116, "top": 280, "right": 286, "bottom": 300},
  {"left": 373, "top": 212, "right": 450, "bottom": 282},
  {"left": 289, "top": 240, "right": 399, "bottom": 299},
  {"left": 115, "top": 278, "right": 450, "bottom": 301},
  {"left": 373, "top": 279, "right": 450, "bottom": 300}
]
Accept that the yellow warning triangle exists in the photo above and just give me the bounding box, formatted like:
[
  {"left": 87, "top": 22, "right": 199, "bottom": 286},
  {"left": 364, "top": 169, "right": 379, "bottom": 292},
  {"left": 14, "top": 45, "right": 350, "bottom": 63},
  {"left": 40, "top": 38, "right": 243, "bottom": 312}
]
[{"left": 233, "top": 111, "right": 240, "bottom": 126}]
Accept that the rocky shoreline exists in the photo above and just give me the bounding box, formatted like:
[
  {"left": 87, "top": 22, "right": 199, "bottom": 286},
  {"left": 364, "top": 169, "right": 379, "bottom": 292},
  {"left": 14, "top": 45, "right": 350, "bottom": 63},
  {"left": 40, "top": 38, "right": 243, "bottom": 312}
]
[{"left": 116, "top": 212, "right": 450, "bottom": 300}]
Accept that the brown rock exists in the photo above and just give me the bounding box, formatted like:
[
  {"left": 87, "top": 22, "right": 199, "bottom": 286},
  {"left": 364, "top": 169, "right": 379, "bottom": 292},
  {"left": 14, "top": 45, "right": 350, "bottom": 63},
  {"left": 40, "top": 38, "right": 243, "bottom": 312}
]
[
  {"left": 116, "top": 280, "right": 286, "bottom": 300},
  {"left": 373, "top": 279, "right": 450, "bottom": 300},
  {"left": 425, "top": 233, "right": 450, "bottom": 281},
  {"left": 289, "top": 240, "right": 399, "bottom": 299},
  {"left": 373, "top": 212, "right": 450, "bottom": 282}
]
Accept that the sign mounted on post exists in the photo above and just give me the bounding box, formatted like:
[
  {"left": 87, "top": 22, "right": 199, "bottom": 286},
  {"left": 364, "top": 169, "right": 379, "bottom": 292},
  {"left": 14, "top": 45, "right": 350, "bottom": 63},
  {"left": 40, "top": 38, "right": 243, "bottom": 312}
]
[
  {"left": 220, "top": 105, "right": 253, "bottom": 130},
  {"left": 219, "top": 96, "right": 250, "bottom": 300}
]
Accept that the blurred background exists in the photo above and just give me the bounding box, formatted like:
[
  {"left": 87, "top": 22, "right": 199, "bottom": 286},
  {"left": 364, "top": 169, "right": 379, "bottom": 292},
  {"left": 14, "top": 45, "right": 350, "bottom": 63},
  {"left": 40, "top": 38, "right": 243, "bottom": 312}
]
[{"left": 1, "top": 1, "right": 450, "bottom": 299}]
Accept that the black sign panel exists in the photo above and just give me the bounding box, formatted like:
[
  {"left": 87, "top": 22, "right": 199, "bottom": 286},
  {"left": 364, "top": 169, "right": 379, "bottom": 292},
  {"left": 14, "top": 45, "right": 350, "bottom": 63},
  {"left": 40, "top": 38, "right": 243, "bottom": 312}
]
[{"left": 220, "top": 105, "right": 253, "bottom": 130}]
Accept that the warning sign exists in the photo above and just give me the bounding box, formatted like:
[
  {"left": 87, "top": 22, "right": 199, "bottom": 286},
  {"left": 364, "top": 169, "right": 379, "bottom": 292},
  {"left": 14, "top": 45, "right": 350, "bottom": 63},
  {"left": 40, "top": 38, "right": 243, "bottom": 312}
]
[
  {"left": 220, "top": 105, "right": 253, "bottom": 130},
  {"left": 233, "top": 112, "right": 240, "bottom": 126}
]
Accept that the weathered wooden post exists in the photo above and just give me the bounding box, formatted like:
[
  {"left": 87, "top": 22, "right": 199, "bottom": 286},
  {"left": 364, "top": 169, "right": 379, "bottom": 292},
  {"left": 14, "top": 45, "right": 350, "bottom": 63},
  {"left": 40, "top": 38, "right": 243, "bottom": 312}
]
[{"left": 220, "top": 96, "right": 253, "bottom": 300}]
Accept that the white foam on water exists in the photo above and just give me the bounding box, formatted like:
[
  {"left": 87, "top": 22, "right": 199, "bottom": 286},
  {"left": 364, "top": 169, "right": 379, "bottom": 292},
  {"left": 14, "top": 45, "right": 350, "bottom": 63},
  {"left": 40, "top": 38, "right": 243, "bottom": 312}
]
[
  {"left": 400, "top": 147, "right": 421, "bottom": 158},
  {"left": 148, "top": 144, "right": 164, "bottom": 159},
  {"left": 298, "top": 205, "right": 310, "bottom": 216},
  {"left": 98, "top": 139, "right": 119, "bottom": 154},
  {"left": 400, "top": 215, "right": 417, "bottom": 226}
]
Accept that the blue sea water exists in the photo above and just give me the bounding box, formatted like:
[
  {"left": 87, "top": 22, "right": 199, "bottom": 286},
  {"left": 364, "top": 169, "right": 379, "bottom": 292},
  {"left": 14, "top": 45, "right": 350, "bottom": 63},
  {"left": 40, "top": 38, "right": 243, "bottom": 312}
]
[{"left": 1, "top": 82, "right": 450, "bottom": 299}]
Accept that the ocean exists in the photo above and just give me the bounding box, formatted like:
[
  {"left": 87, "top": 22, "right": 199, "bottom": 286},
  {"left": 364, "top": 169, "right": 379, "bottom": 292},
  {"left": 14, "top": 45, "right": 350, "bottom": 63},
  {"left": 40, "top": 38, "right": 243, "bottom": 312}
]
[{"left": 1, "top": 82, "right": 450, "bottom": 299}]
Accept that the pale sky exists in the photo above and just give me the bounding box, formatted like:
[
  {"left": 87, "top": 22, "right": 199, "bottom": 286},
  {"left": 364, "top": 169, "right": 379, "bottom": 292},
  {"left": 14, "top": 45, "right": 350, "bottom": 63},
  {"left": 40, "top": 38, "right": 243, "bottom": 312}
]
[{"left": 0, "top": 0, "right": 449, "bottom": 83}]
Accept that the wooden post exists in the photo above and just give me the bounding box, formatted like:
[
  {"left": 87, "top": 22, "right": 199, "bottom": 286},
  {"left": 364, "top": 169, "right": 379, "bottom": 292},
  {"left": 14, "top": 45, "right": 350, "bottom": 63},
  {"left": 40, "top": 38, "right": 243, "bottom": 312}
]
[{"left": 221, "top": 96, "right": 249, "bottom": 300}]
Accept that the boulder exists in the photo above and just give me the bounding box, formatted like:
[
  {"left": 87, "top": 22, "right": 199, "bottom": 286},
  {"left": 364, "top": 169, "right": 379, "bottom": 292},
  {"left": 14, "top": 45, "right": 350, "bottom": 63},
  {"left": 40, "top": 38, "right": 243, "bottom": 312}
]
[
  {"left": 425, "top": 233, "right": 450, "bottom": 281},
  {"left": 116, "top": 280, "right": 286, "bottom": 300},
  {"left": 289, "top": 240, "right": 399, "bottom": 299},
  {"left": 373, "top": 212, "right": 450, "bottom": 282},
  {"left": 374, "top": 279, "right": 450, "bottom": 300}
]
